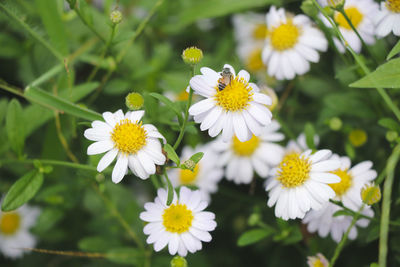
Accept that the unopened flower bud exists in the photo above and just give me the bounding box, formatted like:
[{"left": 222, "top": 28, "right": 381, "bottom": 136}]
[
  {"left": 125, "top": 92, "right": 144, "bottom": 110},
  {"left": 170, "top": 256, "right": 188, "bottom": 267},
  {"left": 182, "top": 46, "right": 203, "bottom": 65},
  {"left": 327, "top": 0, "right": 345, "bottom": 9},
  {"left": 110, "top": 10, "right": 122, "bottom": 24},
  {"left": 329, "top": 117, "right": 342, "bottom": 131},
  {"left": 386, "top": 131, "right": 398, "bottom": 142},
  {"left": 361, "top": 183, "right": 381, "bottom": 205},
  {"left": 182, "top": 159, "right": 196, "bottom": 171},
  {"left": 248, "top": 213, "right": 261, "bottom": 226},
  {"left": 349, "top": 129, "right": 367, "bottom": 147}
]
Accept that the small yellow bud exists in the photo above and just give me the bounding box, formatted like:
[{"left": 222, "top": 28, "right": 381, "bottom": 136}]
[
  {"left": 361, "top": 183, "right": 381, "bottom": 205},
  {"left": 349, "top": 129, "right": 367, "bottom": 147},
  {"left": 260, "top": 85, "right": 278, "bottom": 111},
  {"left": 110, "top": 10, "right": 122, "bottom": 24},
  {"left": 125, "top": 92, "right": 144, "bottom": 110},
  {"left": 182, "top": 46, "right": 203, "bottom": 65},
  {"left": 170, "top": 256, "right": 188, "bottom": 267},
  {"left": 329, "top": 117, "right": 342, "bottom": 131}
]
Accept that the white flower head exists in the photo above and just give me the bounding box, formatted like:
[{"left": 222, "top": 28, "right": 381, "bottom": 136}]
[
  {"left": 232, "top": 13, "right": 268, "bottom": 73},
  {"left": 375, "top": 0, "right": 400, "bottom": 37},
  {"left": 84, "top": 109, "right": 166, "bottom": 183},
  {"left": 320, "top": 0, "right": 378, "bottom": 53},
  {"left": 262, "top": 6, "right": 328, "bottom": 80},
  {"left": 0, "top": 205, "right": 40, "bottom": 258},
  {"left": 266, "top": 149, "right": 341, "bottom": 220},
  {"left": 285, "top": 133, "right": 320, "bottom": 154},
  {"left": 189, "top": 64, "right": 273, "bottom": 142},
  {"left": 307, "top": 253, "right": 329, "bottom": 267},
  {"left": 140, "top": 187, "right": 217, "bottom": 256},
  {"left": 303, "top": 155, "right": 377, "bottom": 242},
  {"left": 168, "top": 144, "right": 224, "bottom": 202},
  {"left": 211, "top": 120, "right": 285, "bottom": 184}
]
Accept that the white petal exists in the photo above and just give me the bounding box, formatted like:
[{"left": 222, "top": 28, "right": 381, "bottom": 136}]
[
  {"left": 87, "top": 140, "right": 114, "bottom": 155},
  {"left": 97, "top": 149, "right": 118, "bottom": 172},
  {"left": 112, "top": 154, "right": 128, "bottom": 183},
  {"left": 310, "top": 172, "right": 341, "bottom": 184},
  {"left": 129, "top": 110, "right": 145, "bottom": 122},
  {"left": 311, "top": 160, "right": 341, "bottom": 172},
  {"left": 237, "top": 70, "right": 250, "bottom": 82},
  {"left": 189, "top": 98, "right": 216, "bottom": 116}
]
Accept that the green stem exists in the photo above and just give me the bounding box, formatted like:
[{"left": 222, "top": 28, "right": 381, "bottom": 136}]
[
  {"left": 329, "top": 204, "right": 365, "bottom": 267},
  {"left": 379, "top": 144, "right": 400, "bottom": 267},
  {"left": 311, "top": 0, "right": 400, "bottom": 121},
  {"left": 0, "top": 158, "right": 99, "bottom": 172},
  {"left": 73, "top": 8, "right": 106, "bottom": 43},
  {"left": 0, "top": 3, "right": 64, "bottom": 62},
  {"left": 28, "top": 65, "right": 64, "bottom": 88},
  {"left": 173, "top": 65, "right": 195, "bottom": 150}
]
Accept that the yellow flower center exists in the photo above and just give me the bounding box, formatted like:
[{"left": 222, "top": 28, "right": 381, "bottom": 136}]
[
  {"left": 335, "top": 7, "right": 363, "bottom": 30},
  {"left": 111, "top": 119, "right": 147, "bottom": 154},
  {"left": 361, "top": 184, "right": 381, "bottom": 205},
  {"left": 177, "top": 90, "right": 189, "bottom": 101},
  {"left": 0, "top": 212, "right": 21, "bottom": 235},
  {"left": 182, "top": 47, "right": 203, "bottom": 65},
  {"left": 246, "top": 48, "right": 265, "bottom": 72},
  {"left": 387, "top": 0, "right": 400, "bottom": 12},
  {"left": 329, "top": 169, "right": 352, "bottom": 196},
  {"left": 270, "top": 21, "right": 300, "bottom": 51},
  {"left": 277, "top": 153, "right": 311, "bottom": 188},
  {"left": 252, "top": 24, "right": 268, "bottom": 40},
  {"left": 162, "top": 204, "right": 194, "bottom": 233},
  {"left": 312, "top": 259, "right": 325, "bottom": 267},
  {"left": 232, "top": 135, "right": 260, "bottom": 156},
  {"left": 215, "top": 76, "right": 254, "bottom": 111},
  {"left": 348, "top": 129, "right": 367, "bottom": 147},
  {"left": 179, "top": 165, "right": 200, "bottom": 185}
]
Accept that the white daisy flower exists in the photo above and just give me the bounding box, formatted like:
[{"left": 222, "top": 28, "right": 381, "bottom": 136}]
[
  {"left": 188, "top": 64, "right": 273, "bottom": 142},
  {"left": 168, "top": 145, "right": 224, "bottom": 202},
  {"left": 232, "top": 13, "right": 268, "bottom": 73},
  {"left": 307, "top": 253, "right": 329, "bottom": 267},
  {"left": 262, "top": 6, "right": 328, "bottom": 80},
  {"left": 320, "top": 0, "right": 378, "bottom": 53},
  {"left": 266, "top": 149, "right": 341, "bottom": 220},
  {"left": 285, "top": 133, "right": 320, "bottom": 154},
  {"left": 375, "top": 0, "right": 400, "bottom": 37},
  {"left": 140, "top": 187, "right": 217, "bottom": 256},
  {"left": 84, "top": 109, "right": 166, "bottom": 183},
  {"left": 211, "top": 121, "right": 285, "bottom": 184},
  {"left": 0, "top": 205, "right": 40, "bottom": 258},
  {"left": 302, "top": 155, "right": 377, "bottom": 242}
]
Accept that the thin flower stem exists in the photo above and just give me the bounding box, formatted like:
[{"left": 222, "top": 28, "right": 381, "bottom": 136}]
[
  {"left": 54, "top": 111, "right": 80, "bottom": 163},
  {"left": 311, "top": 0, "right": 400, "bottom": 122},
  {"left": 329, "top": 204, "right": 365, "bottom": 267},
  {"left": 22, "top": 247, "right": 105, "bottom": 258},
  {"left": 0, "top": 158, "right": 99, "bottom": 172},
  {"left": 92, "top": 184, "right": 145, "bottom": 249},
  {"left": 173, "top": 65, "right": 195, "bottom": 150},
  {"left": 379, "top": 144, "right": 400, "bottom": 267},
  {"left": 72, "top": 7, "right": 106, "bottom": 43}
]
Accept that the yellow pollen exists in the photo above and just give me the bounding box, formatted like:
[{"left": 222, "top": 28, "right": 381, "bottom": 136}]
[
  {"left": 335, "top": 7, "right": 363, "bottom": 30},
  {"left": 329, "top": 169, "right": 352, "bottom": 196},
  {"left": 162, "top": 204, "right": 193, "bottom": 233},
  {"left": 246, "top": 48, "right": 265, "bottom": 72},
  {"left": 111, "top": 119, "right": 147, "bottom": 154},
  {"left": 214, "top": 76, "right": 254, "bottom": 111},
  {"left": 348, "top": 129, "right": 367, "bottom": 147},
  {"left": 277, "top": 152, "right": 311, "bottom": 188},
  {"left": 252, "top": 24, "right": 268, "bottom": 40},
  {"left": 179, "top": 165, "right": 200, "bottom": 185},
  {"left": 0, "top": 212, "right": 21, "bottom": 235},
  {"left": 387, "top": 0, "right": 400, "bottom": 12},
  {"left": 270, "top": 21, "right": 300, "bottom": 51},
  {"left": 312, "top": 259, "right": 325, "bottom": 267},
  {"left": 232, "top": 135, "right": 260, "bottom": 156}
]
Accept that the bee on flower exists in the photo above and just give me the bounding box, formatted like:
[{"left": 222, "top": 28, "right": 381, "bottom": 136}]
[{"left": 84, "top": 110, "right": 166, "bottom": 183}]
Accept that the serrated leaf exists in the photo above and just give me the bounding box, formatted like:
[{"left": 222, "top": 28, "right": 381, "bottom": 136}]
[
  {"left": 387, "top": 40, "right": 400, "bottom": 60},
  {"left": 333, "top": 209, "right": 353, "bottom": 217},
  {"left": 189, "top": 152, "right": 204, "bottom": 164},
  {"left": 378, "top": 118, "right": 400, "bottom": 132},
  {"left": 304, "top": 123, "right": 316, "bottom": 150},
  {"left": 2, "top": 170, "right": 44, "bottom": 211},
  {"left": 237, "top": 228, "right": 273, "bottom": 247},
  {"left": 24, "top": 86, "right": 102, "bottom": 121},
  {"left": 350, "top": 58, "right": 400, "bottom": 89},
  {"left": 163, "top": 144, "right": 180, "bottom": 165},
  {"left": 149, "top": 93, "right": 183, "bottom": 125},
  {"left": 6, "top": 99, "right": 25, "bottom": 156},
  {"left": 106, "top": 247, "right": 144, "bottom": 265}
]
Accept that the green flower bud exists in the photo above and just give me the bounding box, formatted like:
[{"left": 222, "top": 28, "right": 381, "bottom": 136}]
[
  {"left": 361, "top": 183, "right": 381, "bottom": 205},
  {"left": 182, "top": 159, "right": 196, "bottom": 171},
  {"left": 329, "top": 117, "right": 342, "bottom": 131},
  {"left": 170, "top": 256, "right": 188, "bottom": 267},
  {"left": 248, "top": 213, "right": 261, "bottom": 227},
  {"left": 182, "top": 47, "right": 203, "bottom": 65},
  {"left": 125, "top": 92, "right": 144, "bottom": 110},
  {"left": 386, "top": 131, "right": 398, "bottom": 142},
  {"left": 348, "top": 129, "right": 367, "bottom": 147},
  {"left": 110, "top": 10, "right": 122, "bottom": 24}
]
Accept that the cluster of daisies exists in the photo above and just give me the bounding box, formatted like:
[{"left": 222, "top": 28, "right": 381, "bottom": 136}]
[{"left": 232, "top": 1, "right": 400, "bottom": 81}]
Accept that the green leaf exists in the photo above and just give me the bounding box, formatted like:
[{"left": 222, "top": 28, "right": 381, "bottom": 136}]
[
  {"left": 165, "top": 173, "right": 174, "bottom": 206},
  {"left": 379, "top": 118, "right": 400, "bottom": 132},
  {"left": 33, "top": 208, "right": 63, "bottom": 233},
  {"left": 2, "top": 170, "right": 44, "bottom": 211},
  {"left": 237, "top": 228, "right": 273, "bottom": 247},
  {"left": 77, "top": 0, "right": 93, "bottom": 26},
  {"left": 163, "top": 144, "right": 180, "bottom": 165},
  {"left": 6, "top": 99, "right": 25, "bottom": 156},
  {"left": 333, "top": 209, "right": 353, "bottom": 217},
  {"left": 350, "top": 58, "right": 400, "bottom": 89},
  {"left": 345, "top": 141, "right": 356, "bottom": 159},
  {"left": 0, "top": 99, "right": 8, "bottom": 125},
  {"left": 387, "top": 40, "right": 400, "bottom": 60},
  {"left": 189, "top": 152, "right": 204, "bottom": 164},
  {"left": 79, "top": 236, "right": 120, "bottom": 252},
  {"left": 35, "top": 0, "right": 68, "bottom": 55},
  {"left": 304, "top": 123, "right": 316, "bottom": 150},
  {"left": 24, "top": 86, "right": 102, "bottom": 121},
  {"left": 149, "top": 93, "right": 183, "bottom": 125},
  {"left": 105, "top": 247, "right": 144, "bottom": 265}
]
